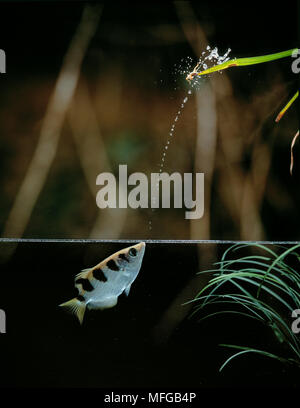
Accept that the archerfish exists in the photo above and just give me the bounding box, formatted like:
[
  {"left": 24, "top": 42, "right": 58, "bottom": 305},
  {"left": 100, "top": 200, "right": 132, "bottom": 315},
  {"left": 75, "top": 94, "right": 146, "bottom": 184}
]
[{"left": 59, "top": 242, "right": 146, "bottom": 324}]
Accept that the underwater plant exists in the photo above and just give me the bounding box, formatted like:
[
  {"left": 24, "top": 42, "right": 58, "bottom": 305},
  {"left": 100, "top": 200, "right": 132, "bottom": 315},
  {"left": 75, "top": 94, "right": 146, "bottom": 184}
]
[
  {"left": 187, "top": 48, "right": 299, "bottom": 174},
  {"left": 190, "top": 243, "right": 300, "bottom": 372}
]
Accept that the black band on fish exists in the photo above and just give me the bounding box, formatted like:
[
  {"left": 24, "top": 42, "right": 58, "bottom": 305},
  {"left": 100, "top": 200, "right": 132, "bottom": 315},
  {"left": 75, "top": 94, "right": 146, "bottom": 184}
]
[
  {"left": 77, "top": 295, "right": 85, "bottom": 302},
  {"left": 92, "top": 268, "right": 108, "bottom": 282},
  {"left": 75, "top": 278, "right": 94, "bottom": 292},
  {"left": 106, "top": 259, "right": 120, "bottom": 271},
  {"left": 118, "top": 253, "right": 129, "bottom": 262}
]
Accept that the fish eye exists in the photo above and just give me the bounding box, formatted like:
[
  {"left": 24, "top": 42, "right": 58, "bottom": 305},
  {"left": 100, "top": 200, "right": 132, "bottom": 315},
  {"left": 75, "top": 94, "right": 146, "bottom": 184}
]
[{"left": 129, "top": 248, "right": 137, "bottom": 257}]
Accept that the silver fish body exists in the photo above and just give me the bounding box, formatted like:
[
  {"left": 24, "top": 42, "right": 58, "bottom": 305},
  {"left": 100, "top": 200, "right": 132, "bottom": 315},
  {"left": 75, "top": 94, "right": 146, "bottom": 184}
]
[{"left": 59, "top": 242, "right": 145, "bottom": 324}]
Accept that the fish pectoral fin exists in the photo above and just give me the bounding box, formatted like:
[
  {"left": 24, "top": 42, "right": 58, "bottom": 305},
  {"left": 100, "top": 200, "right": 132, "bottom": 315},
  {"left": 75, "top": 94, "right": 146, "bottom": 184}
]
[
  {"left": 75, "top": 268, "right": 92, "bottom": 281},
  {"left": 59, "top": 298, "right": 86, "bottom": 325},
  {"left": 124, "top": 284, "right": 131, "bottom": 296}
]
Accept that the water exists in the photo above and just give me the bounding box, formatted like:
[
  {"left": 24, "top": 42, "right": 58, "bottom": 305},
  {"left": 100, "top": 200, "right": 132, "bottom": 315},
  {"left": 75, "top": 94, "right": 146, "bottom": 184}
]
[
  {"left": 158, "top": 47, "right": 231, "bottom": 177},
  {"left": 0, "top": 239, "right": 296, "bottom": 388},
  {"left": 158, "top": 94, "right": 188, "bottom": 175},
  {"left": 148, "top": 48, "right": 231, "bottom": 231},
  {"left": 148, "top": 92, "right": 190, "bottom": 231},
  {"left": 0, "top": 239, "right": 200, "bottom": 387},
  {"left": 186, "top": 46, "right": 231, "bottom": 84}
]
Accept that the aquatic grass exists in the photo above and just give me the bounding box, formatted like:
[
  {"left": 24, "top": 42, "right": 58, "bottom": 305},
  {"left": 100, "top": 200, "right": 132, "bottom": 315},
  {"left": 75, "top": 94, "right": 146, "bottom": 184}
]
[
  {"left": 275, "top": 91, "right": 299, "bottom": 123},
  {"left": 218, "top": 345, "right": 300, "bottom": 372},
  {"left": 290, "top": 130, "right": 300, "bottom": 175},
  {"left": 188, "top": 48, "right": 298, "bottom": 78},
  {"left": 192, "top": 244, "right": 300, "bottom": 372}
]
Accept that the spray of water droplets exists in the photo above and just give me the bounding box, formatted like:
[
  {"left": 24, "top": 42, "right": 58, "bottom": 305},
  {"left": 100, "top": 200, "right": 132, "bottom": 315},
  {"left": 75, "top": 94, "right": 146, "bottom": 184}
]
[
  {"left": 157, "top": 47, "right": 231, "bottom": 178},
  {"left": 149, "top": 89, "right": 191, "bottom": 231},
  {"left": 148, "top": 47, "right": 231, "bottom": 231},
  {"left": 158, "top": 92, "right": 191, "bottom": 175},
  {"left": 186, "top": 46, "right": 231, "bottom": 86}
]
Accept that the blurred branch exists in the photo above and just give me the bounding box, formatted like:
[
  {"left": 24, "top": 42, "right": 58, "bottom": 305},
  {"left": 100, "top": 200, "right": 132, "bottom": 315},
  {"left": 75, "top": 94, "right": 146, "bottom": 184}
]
[
  {"left": 216, "top": 78, "right": 282, "bottom": 240},
  {"left": 240, "top": 136, "right": 272, "bottom": 240},
  {"left": 175, "top": 0, "right": 217, "bottom": 242},
  {"left": 153, "top": 2, "right": 217, "bottom": 345},
  {"left": 174, "top": 0, "right": 206, "bottom": 56},
  {"left": 67, "top": 80, "right": 127, "bottom": 239},
  {"left": 2, "top": 5, "right": 102, "bottom": 239},
  {"left": 192, "top": 84, "right": 217, "bottom": 240}
]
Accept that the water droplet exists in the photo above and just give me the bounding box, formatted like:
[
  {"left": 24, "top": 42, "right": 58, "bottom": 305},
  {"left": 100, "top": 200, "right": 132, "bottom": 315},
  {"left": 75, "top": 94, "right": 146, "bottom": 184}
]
[
  {"left": 183, "top": 97, "right": 188, "bottom": 103},
  {"left": 188, "top": 90, "right": 192, "bottom": 94}
]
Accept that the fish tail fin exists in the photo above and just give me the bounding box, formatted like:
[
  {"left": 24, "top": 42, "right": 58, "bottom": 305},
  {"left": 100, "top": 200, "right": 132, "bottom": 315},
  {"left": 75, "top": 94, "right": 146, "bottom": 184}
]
[{"left": 59, "top": 298, "right": 86, "bottom": 325}]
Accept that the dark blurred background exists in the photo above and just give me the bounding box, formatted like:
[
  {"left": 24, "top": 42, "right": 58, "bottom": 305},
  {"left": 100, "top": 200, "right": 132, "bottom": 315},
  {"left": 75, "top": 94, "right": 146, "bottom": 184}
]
[{"left": 0, "top": 1, "right": 299, "bottom": 240}]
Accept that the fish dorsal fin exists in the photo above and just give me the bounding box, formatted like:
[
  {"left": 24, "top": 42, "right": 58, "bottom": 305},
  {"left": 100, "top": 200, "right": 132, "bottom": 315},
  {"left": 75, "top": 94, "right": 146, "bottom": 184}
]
[
  {"left": 59, "top": 298, "right": 86, "bottom": 324},
  {"left": 75, "top": 268, "right": 92, "bottom": 281}
]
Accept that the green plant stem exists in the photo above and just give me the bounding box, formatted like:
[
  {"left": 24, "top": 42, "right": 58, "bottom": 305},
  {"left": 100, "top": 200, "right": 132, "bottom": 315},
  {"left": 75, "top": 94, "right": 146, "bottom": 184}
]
[{"left": 195, "top": 48, "right": 298, "bottom": 76}]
